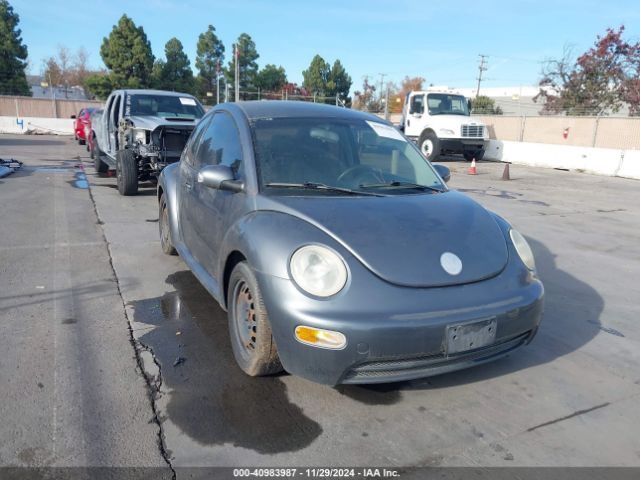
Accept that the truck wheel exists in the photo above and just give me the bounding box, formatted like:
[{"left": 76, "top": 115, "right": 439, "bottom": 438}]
[
  {"left": 116, "top": 149, "right": 138, "bottom": 196},
  {"left": 228, "top": 261, "right": 283, "bottom": 377},
  {"left": 159, "top": 194, "right": 177, "bottom": 255},
  {"left": 419, "top": 131, "right": 440, "bottom": 162}
]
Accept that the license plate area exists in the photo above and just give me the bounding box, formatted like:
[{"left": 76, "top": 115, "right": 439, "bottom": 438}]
[{"left": 446, "top": 318, "right": 497, "bottom": 355}]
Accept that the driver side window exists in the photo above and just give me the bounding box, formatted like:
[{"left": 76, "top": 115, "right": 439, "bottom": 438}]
[
  {"left": 409, "top": 95, "right": 424, "bottom": 114},
  {"left": 195, "top": 112, "right": 244, "bottom": 176}
]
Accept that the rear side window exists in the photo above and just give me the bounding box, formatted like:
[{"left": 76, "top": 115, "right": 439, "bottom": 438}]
[{"left": 195, "top": 112, "right": 243, "bottom": 176}]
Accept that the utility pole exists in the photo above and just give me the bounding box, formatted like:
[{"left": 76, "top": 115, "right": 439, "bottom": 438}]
[
  {"left": 234, "top": 44, "right": 240, "bottom": 102},
  {"left": 476, "top": 55, "right": 488, "bottom": 98},
  {"left": 216, "top": 60, "right": 221, "bottom": 104},
  {"left": 378, "top": 73, "right": 386, "bottom": 104}
]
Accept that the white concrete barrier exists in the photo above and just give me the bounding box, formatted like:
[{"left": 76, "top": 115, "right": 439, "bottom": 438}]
[
  {"left": 616, "top": 150, "right": 640, "bottom": 180},
  {"left": 0, "top": 116, "right": 74, "bottom": 135},
  {"left": 484, "top": 140, "right": 639, "bottom": 180}
]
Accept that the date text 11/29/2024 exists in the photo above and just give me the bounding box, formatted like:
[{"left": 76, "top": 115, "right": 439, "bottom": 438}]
[{"left": 232, "top": 468, "right": 401, "bottom": 478}]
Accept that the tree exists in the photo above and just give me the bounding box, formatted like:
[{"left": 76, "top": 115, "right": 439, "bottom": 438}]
[
  {"left": 536, "top": 26, "right": 640, "bottom": 116},
  {"left": 85, "top": 72, "right": 113, "bottom": 100},
  {"left": 326, "top": 60, "right": 352, "bottom": 106},
  {"left": 471, "top": 95, "right": 503, "bottom": 115},
  {"left": 43, "top": 45, "right": 73, "bottom": 97},
  {"left": 100, "top": 14, "right": 154, "bottom": 89},
  {"left": 155, "top": 37, "right": 194, "bottom": 93},
  {"left": 302, "top": 54, "right": 330, "bottom": 97},
  {"left": 0, "top": 0, "right": 30, "bottom": 96},
  {"left": 256, "top": 64, "right": 287, "bottom": 92},
  {"left": 225, "top": 33, "right": 259, "bottom": 98},
  {"left": 195, "top": 25, "right": 224, "bottom": 102},
  {"left": 353, "top": 77, "right": 379, "bottom": 111}
]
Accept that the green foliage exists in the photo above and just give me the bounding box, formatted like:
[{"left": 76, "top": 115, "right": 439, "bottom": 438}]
[
  {"left": 195, "top": 25, "right": 224, "bottom": 101},
  {"left": 0, "top": 0, "right": 30, "bottom": 96},
  {"left": 225, "top": 33, "right": 259, "bottom": 96},
  {"left": 302, "top": 55, "right": 351, "bottom": 104},
  {"left": 85, "top": 73, "right": 113, "bottom": 100},
  {"left": 302, "top": 55, "right": 329, "bottom": 96},
  {"left": 256, "top": 64, "right": 287, "bottom": 92},
  {"left": 154, "top": 37, "right": 194, "bottom": 93},
  {"left": 100, "top": 14, "right": 154, "bottom": 89},
  {"left": 327, "top": 60, "right": 352, "bottom": 106},
  {"left": 471, "top": 95, "right": 503, "bottom": 115}
]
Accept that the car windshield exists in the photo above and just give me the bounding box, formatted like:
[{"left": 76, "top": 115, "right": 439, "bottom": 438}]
[
  {"left": 252, "top": 117, "right": 446, "bottom": 196},
  {"left": 427, "top": 93, "right": 470, "bottom": 116},
  {"left": 126, "top": 94, "right": 204, "bottom": 119}
]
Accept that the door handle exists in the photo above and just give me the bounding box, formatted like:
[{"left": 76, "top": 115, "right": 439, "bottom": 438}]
[{"left": 184, "top": 182, "right": 193, "bottom": 190}]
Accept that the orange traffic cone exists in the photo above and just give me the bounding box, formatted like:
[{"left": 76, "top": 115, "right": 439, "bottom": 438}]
[{"left": 468, "top": 158, "right": 477, "bottom": 175}]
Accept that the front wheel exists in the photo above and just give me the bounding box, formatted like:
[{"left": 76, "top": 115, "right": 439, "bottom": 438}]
[
  {"left": 159, "top": 194, "right": 177, "bottom": 255},
  {"left": 419, "top": 131, "right": 440, "bottom": 162},
  {"left": 116, "top": 149, "right": 138, "bottom": 196},
  {"left": 227, "top": 262, "right": 283, "bottom": 377}
]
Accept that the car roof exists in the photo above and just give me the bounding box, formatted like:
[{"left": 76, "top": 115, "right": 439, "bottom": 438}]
[
  {"left": 115, "top": 89, "right": 197, "bottom": 98},
  {"left": 232, "top": 100, "right": 384, "bottom": 122}
]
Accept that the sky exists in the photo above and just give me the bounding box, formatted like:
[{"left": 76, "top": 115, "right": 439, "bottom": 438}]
[{"left": 12, "top": 0, "right": 640, "bottom": 93}]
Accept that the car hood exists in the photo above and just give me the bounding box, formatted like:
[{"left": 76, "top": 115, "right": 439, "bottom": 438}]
[
  {"left": 266, "top": 191, "right": 508, "bottom": 288},
  {"left": 128, "top": 115, "right": 198, "bottom": 130}
]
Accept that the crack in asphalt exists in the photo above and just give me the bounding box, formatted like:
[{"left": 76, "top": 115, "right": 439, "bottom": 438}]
[
  {"left": 526, "top": 402, "right": 611, "bottom": 432},
  {"left": 85, "top": 177, "right": 176, "bottom": 479}
]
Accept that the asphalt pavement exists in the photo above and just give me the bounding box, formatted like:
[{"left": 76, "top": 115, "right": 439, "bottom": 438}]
[{"left": 1, "top": 134, "right": 639, "bottom": 473}]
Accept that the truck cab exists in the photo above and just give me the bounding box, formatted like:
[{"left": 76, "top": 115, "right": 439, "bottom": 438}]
[
  {"left": 401, "top": 89, "right": 488, "bottom": 162},
  {"left": 93, "top": 89, "right": 205, "bottom": 195}
]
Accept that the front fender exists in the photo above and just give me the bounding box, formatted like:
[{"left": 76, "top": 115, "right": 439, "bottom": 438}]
[
  {"left": 158, "top": 162, "right": 181, "bottom": 246},
  {"left": 217, "top": 210, "right": 348, "bottom": 308}
]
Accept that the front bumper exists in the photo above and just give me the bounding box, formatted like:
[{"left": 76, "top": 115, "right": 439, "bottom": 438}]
[
  {"left": 439, "top": 138, "right": 487, "bottom": 155},
  {"left": 256, "top": 261, "right": 543, "bottom": 385}
]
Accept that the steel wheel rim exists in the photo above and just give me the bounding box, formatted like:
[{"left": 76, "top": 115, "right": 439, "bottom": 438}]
[
  {"left": 422, "top": 139, "right": 433, "bottom": 157},
  {"left": 232, "top": 280, "right": 257, "bottom": 357}
]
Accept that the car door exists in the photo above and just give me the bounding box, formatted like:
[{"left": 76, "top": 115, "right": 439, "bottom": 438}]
[
  {"left": 179, "top": 115, "right": 212, "bottom": 256},
  {"left": 108, "top": 93, "right": 122, "bottom": 155},
  {"left": 405, "top": 93, "right": 425, "bottom": 138},
  {"left": 185, "top": 112, "right": 245, "bottom": 279}
]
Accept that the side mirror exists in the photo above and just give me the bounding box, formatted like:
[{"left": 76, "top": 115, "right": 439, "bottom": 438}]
[
  {"left": 197, "top": 164, "right": 244, "bottom": 192},
  {"left": 433, "top": 164, "right": 451, "bottom": 183},
  {"left": 70, "top": 115, "right": 76, "bottom": 119}
]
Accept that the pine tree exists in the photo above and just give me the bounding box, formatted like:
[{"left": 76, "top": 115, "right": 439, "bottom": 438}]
[
  {"left": 225, "top": 33, "right": 259, "bottom": 99},
  {"left": 156, "top": 38, "right": 194, "bottom": 93},
  {"left": 100, "top": 14, "right": 154, "bottom": 89},
  {"left": 195, "top": 25, "right": 224, "bottom": 102},
  {"left": 0, "top": 0, "right": 30, "bottom": 96}
]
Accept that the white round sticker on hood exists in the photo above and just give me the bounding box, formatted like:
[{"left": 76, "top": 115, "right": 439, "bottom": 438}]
[{"left": 440, "top": 252, "right": 462, "bottom": 276}]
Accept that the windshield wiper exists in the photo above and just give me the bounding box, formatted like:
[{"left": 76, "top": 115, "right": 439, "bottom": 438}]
[
  {"left": 360, "top": 181, "right": 444, "bottom": 193},
  {"left": 265, "top": 182, "right": 385, "bottom": 197}
]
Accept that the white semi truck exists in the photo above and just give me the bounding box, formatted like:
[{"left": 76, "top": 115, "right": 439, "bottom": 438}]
[{"left": 400, "top": 89, "right": 488, "bottom": 162}]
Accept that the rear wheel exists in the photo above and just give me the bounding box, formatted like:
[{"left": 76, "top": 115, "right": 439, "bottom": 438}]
[
  {"left": 419, "top": 130, "right": 440, "bottom": 162},
  {"left": 228, "top": 262, "right": 283, "bottom": 377},
  {"left": 116, "top": 149, "right": 138, "bottom": 196},
  {"left": 159, "top": 194, "right": 177, "bottom": 255}
]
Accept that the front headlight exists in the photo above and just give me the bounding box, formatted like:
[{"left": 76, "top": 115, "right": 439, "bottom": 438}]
[
  {"left": 439, "top": 128, "right": 455, "bottom": 136},
  {"left": 510, "top": 229, "right": 536, "bottom": 271},
  {"left": 290, "top": 245, "right": 348, "bottom": 297},
  {"left": 133, "top": 129, "right": 147, "bottom": 143}
]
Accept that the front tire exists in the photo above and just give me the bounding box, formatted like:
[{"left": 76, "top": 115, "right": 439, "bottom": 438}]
[
  {"left": 159, "top": 194, "right": 177, "bottom": 255},
  {"left": 419, "top": 130, "right": 440, "bottom": 162},
  {"left": 116, "top": 149, "right": 138, "bottom": 196},
  {"left": 228, "top": 262, "right": 283, "bottom": 377}
]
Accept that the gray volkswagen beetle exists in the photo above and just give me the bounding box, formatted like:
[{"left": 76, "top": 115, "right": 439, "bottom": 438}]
[{"left": 157, "top": 101, "right": 543, "bottom": 385}]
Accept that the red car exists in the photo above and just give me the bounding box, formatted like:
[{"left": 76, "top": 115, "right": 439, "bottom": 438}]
[{"left": 72, "top": 107, "right": 97, "bottom": 145}]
